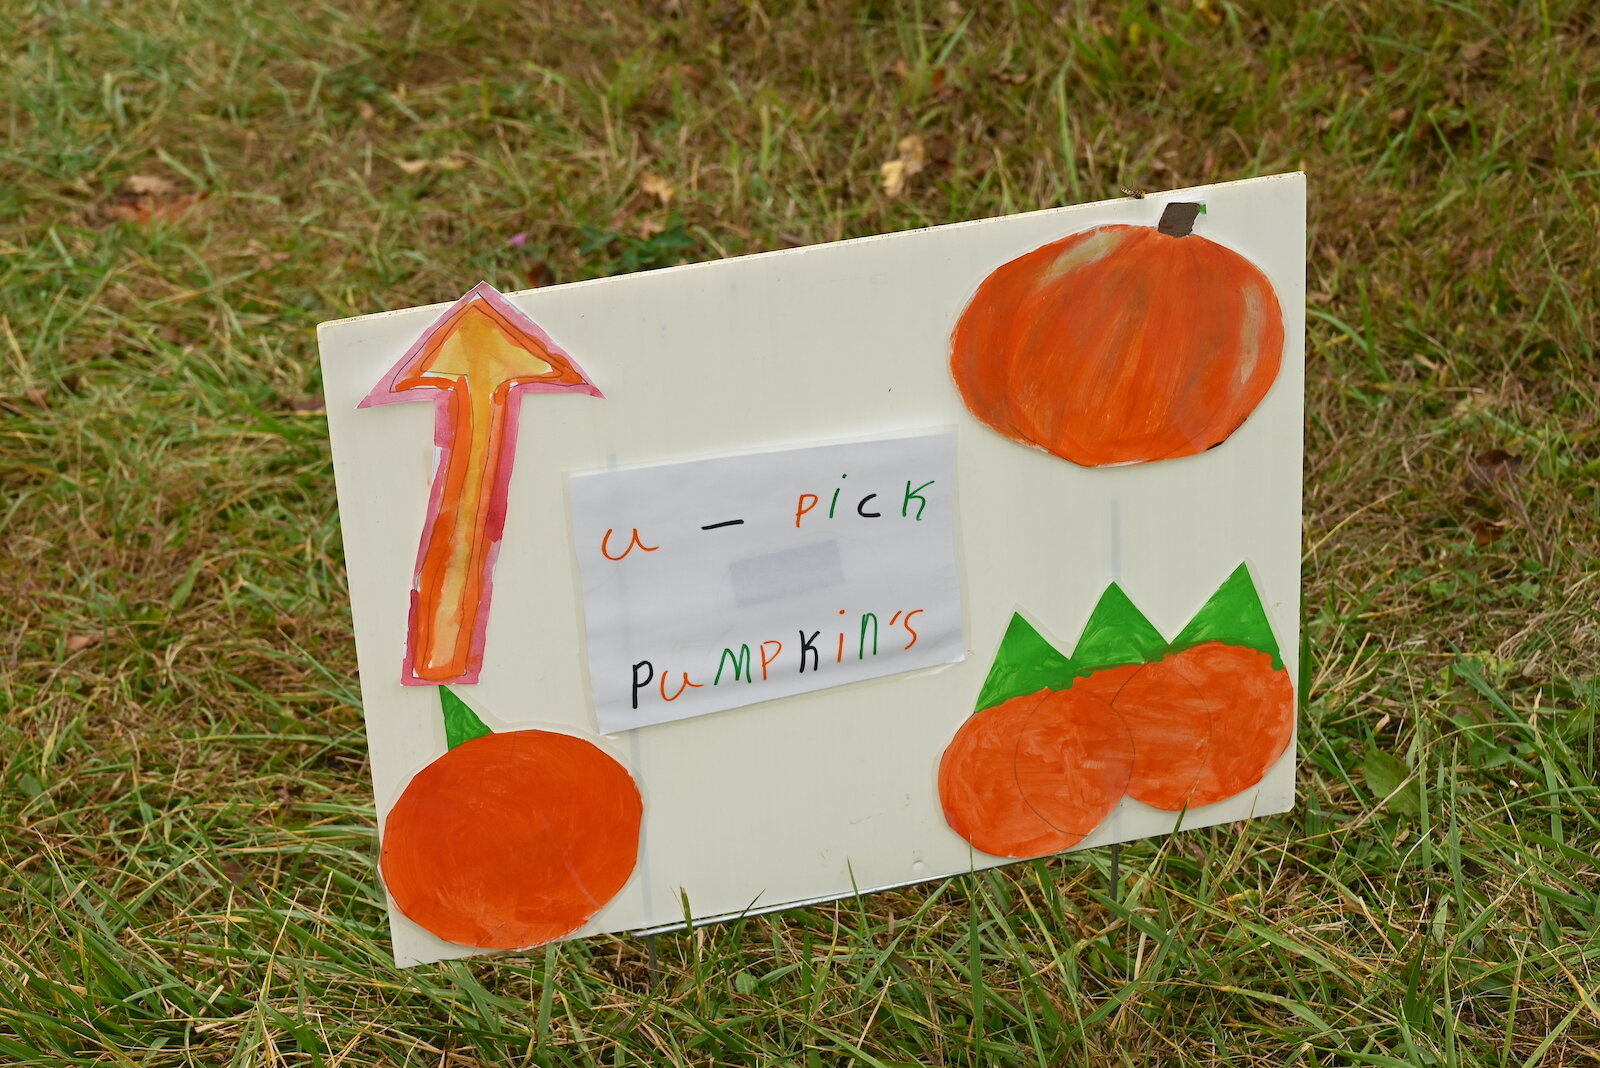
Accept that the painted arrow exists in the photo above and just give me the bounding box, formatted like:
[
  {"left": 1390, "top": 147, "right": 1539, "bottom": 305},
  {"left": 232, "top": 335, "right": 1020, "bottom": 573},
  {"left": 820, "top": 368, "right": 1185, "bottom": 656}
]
[{"left": 361, "top": 282, "right": 602, "bottom": 686}]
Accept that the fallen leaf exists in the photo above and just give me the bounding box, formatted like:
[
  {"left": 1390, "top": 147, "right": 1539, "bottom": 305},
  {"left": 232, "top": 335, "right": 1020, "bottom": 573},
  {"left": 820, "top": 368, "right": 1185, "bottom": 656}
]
[
  {"left": 107, "top": 174, "right": 199, "bottom": 224},
  {"left": 880, "top": 134, "right": 927, "bottom": 198},
  {"left": 634, "top": 217, "right": 666, "bottom": 239},
  {"left": 880, "top": 161, "right": 908, "bottom": 198},
  {"left": 357, "top": 100, "right": 376, "bottom": 121},
  {"left": 639, "top": 171, "right": 675, "bottom": 205},
  {"left": 1460, "top": 39, "right": 1492, "bottom": 67},
  {"left": 66, "top": 634, "right": 100, "bottom": 652},
  {"left": 1466, "top": 516, "right": 1511, "bottom": 546},
  {"left": 126, "top": 173, "right": 177, "bottom": 197},
  {"left": 220, "top": 859, "right": 255, "bottom": 890},
  {"left": 1362, "top": 748, "right": 1420, "bottom": 816},
  {"left": 1464, "top": 448, "right": 1523, "bottom": 492},
  {"left": 289, "top": 394, "right": 325, "bottom": 415},
  {"left": 398, "top": 154, "right": 470, "bottom": 175},
  {"left": 525, "top": 262, "right": 556, "bottom": 288}
]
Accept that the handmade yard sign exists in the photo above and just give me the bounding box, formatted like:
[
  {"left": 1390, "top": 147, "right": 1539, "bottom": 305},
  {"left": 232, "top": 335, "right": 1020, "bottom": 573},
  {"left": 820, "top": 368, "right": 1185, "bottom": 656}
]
[{"left": 320, "top": 173, "right": 1305, "bottom": 966}]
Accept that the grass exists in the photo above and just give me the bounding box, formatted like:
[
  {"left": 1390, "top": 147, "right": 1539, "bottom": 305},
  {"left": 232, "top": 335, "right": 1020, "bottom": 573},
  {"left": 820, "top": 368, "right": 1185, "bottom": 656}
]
[{"left": 2, "top": 0, "right": 1597, "bottom": 1063}]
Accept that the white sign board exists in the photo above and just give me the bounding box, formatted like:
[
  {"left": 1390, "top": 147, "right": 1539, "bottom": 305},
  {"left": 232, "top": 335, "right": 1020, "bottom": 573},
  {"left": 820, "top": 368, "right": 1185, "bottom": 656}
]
[{"left": 319, "top": 173, "right": 1305, "bottom": 967}]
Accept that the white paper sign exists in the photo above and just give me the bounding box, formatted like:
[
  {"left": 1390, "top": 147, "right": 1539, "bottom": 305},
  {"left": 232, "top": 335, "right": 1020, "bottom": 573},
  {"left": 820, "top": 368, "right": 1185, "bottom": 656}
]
[{"left": 570, "top": 432, "right": 964, "bottom": 732}]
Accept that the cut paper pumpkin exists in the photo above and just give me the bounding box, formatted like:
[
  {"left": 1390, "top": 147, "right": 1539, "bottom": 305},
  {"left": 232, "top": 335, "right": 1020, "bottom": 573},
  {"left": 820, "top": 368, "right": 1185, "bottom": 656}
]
[
  {"left": 1152, "top": 642, "right": 1295, "bottom": 806},
  {"left": 381, "top": 688, "right": 642, "bottom": 950},
  {"left": 951, "top": 202, "right": 1284, "bottom": 467},
  {"left": 939, "top": 688, "right": 1133, "bottom": 859},
  {"left": 939, "top": 565, "right": 1294, "bottom": 857}
]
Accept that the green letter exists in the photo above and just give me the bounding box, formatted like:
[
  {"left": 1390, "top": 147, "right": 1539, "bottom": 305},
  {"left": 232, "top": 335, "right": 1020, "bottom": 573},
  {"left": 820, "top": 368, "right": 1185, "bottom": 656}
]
[{"left": 715, "top": 644, "right": 753, "bottom": 684}]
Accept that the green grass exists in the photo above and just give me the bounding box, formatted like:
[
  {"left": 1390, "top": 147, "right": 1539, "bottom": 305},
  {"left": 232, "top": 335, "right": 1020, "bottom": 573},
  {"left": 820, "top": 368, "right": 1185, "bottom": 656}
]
[{"left": 3, "top": 1, "right": 1597, "bottom": 1064}]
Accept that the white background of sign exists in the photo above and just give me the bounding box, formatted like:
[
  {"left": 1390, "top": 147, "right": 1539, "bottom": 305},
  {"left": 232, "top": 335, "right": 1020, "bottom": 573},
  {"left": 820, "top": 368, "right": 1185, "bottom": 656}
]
[{"left": 320, "top": 173, "right": 1305, "bottom": 967}]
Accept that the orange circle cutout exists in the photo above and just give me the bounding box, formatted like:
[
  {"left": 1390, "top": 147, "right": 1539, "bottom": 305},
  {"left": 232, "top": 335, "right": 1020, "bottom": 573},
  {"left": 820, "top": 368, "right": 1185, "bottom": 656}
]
[{"left": 381, "top": 730, "right": 642, "bottom": 950}]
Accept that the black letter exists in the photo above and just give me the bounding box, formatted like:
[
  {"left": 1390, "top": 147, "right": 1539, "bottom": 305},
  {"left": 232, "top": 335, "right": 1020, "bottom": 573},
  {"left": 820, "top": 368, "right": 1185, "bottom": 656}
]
[
  {"left": 798, "top": 629, "right": 820, "bottom": 672},
  {"left": 631, "top": 660, "right": 654, "bottom": 709},
  {"left": 856, "top": 493, "right": 881, "bottom": 518}
]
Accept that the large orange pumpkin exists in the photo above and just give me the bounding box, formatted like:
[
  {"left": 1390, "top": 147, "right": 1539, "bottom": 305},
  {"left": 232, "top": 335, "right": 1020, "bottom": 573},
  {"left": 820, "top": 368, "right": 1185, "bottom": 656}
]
[
  {"left": 382, "top": 729, "right": 642, "bottom": 950},
  {"left": 951, "top": 202, "right": 1284, "bottom": 467}
]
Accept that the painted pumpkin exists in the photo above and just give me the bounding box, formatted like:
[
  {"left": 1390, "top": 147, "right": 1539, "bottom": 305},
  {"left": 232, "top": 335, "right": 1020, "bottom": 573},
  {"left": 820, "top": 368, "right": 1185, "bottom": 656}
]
[
  {"left": 1108, "top": 641, "right": 1295, "bottom": 811},
  {"left": 1148, "top": 641, "right": 1294, "bottom": 806},
  {"left": 951, "top": 202, "right": 1284, "bottom": 467},
  {"left": 937, "top": 685, "right": 1132, "bottom": 858},
  {"left": 382, "top": 728, "right": 642, "bottom": 950}
]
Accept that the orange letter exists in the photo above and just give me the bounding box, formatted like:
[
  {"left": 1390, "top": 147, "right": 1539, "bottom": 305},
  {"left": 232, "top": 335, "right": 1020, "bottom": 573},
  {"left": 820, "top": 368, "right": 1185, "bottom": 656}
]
[
  {"left": 902, "top": 609, "right": 923, "bottom": 650},
  {"left": 659, "top": 670, "right": 704, "bottom": 702},
  {"left": 759, "top": 640, "right": 784, "bottom": 680},
  {"left": 601, "top": 527, "right": 659, "bottom": 561},
  {"left": 794, "top": 494, "right": 818, "bottom": 528}
]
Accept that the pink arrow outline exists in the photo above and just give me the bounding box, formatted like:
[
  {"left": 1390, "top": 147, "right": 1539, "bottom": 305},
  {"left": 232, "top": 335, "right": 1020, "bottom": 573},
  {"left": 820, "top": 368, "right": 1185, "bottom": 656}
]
[{"left": 361, "top": 282, "right": 602, "bottom": 686}]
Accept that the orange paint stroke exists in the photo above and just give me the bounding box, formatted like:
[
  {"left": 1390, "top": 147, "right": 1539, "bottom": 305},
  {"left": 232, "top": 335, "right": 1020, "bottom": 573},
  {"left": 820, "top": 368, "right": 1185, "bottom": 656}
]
[
  {"left": 600, "top": 527, "right": 659, "bottom": 561},
  {"left": 759, "top": 640, "right": 783, "bottom": 680},
  {"left": 381, "top": 728, "right": 642, "bottom": 950},
  {"left": 951, "top": 208, "right": 1284, "bottom": 467},
  {"left": 1013, "top": 687, "right": 1134, "bottom": 840},
  {"left": 901, "top": 608, "right": 923, "bottom": 649},
  {"left": 659, "top": 670, "right": 702, "bottom": 702},
  {"left": 361, "top": 283, "right": 602, "bottom": 685},
  {"left": 1108, "top": 660, "right": 1212, "bottom": 810}
]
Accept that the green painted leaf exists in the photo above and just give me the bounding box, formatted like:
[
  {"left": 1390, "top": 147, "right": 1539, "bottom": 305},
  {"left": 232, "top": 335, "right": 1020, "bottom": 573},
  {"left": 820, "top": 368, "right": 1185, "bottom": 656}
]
[
  {"left": 1068, "top": 583, "right": 1167, "bottom": 675},
  {"left": 441, "top": 686, "right": 492, "bottom": 750},
  {"left": 973, "top": 566, "right": 1284, "bottom": 715},
  {"left": 973, "top": 613, "right": 1077, "bottom": 712},
  {"left": 1171, "top": 562, "right": 1282, "bottom": 668}
]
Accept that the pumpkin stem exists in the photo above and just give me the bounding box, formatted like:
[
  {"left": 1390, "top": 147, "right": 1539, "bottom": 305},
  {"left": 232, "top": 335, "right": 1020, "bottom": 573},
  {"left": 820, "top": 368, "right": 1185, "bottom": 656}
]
[
  {"left": 1157, "top": 202, "right": 1203, "bottom": 238},
  {"left": 441, "top": 686, "right": 492, "bottom": 750}
]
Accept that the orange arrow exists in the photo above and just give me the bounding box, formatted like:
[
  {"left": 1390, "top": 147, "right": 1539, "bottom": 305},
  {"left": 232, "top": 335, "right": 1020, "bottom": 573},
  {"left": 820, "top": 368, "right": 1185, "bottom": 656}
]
[{"left": 361, "top": 283, "right": 601, "bottom": 685}]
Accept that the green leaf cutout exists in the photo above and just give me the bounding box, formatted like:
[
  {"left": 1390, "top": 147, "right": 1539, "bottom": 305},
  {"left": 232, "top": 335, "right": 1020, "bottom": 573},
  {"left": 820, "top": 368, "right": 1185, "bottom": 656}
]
[
  {"left": 1068, "top": 583, "right": 1167, "bottom": 676},
  {"left": 976, "top": 588, "right": 1165, "bottom": 711},
  {"left": 974, "top": 613, "right": 1078, "bottom": 712},
  {"left": 441, "top": 686, "right": 492, "bottom": 750},
  {"left": 1170, "top": 562, "right": 1283, "bottom": 668},
  {"left": 974, "top": 564, "right": 1283, "bottom": 712}
]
